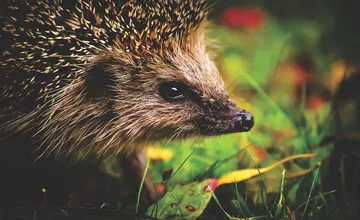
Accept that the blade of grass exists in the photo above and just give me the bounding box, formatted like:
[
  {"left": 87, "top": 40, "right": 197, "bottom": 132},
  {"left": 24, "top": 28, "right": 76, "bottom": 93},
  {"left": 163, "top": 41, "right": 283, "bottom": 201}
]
[
  {"left": 293, "top": 84, "right": 312, "bottom": 150},
  {"left": 237, "top": 69, "right": 294, "bottom": 128},
  {"left": 164, "top": 149, "right": 196, "bottom": 188},
  {"left": 135, "top": 157, "right": 151, "bottom": 220},
  {"left": 317, "top": 191, "right": 327, "bottom": 207},
  {"left": 208, "top": 187, "right": 268, "bottom": 220},
  {"left": 300, "top": 166, "right": 320, "bottom": 220},
  {"left": 200, "top": 147, "right": 247, "bottom": 179},
  {"left": 207, "top": 185, "right": 233, "bottom": 219},
  {"left": 244, "top": 146, "right": 270, "bottom": 217},
  {"left": 294, "top": 190, "right": 336, "bottom": 213},
  {"left": 274, "top": 170, "right": 286, "bottom": 220},
  {"left": 340, "top": 155, "right": 348, "bottom": 203},
  {"left": 234, "top": 179, "right": 248, "bottom": 217}
]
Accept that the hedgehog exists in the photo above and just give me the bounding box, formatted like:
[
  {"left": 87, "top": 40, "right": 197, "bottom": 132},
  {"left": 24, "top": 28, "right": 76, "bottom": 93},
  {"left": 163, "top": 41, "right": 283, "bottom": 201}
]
[{"left": 0, "top": 0, "right": 254, "bottom": 206}]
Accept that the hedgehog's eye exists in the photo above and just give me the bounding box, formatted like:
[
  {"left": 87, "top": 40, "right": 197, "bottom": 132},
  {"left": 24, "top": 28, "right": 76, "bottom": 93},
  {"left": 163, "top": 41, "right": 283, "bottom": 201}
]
[{"left": 159, "top": 82, "right": 187, "bottom": 101}]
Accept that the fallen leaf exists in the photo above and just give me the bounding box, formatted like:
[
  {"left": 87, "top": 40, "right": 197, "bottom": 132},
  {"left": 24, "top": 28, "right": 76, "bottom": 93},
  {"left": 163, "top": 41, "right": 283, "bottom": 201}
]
[
  {"left": 146, "top": 179, "right": 217, "bottom": 219},
  {"left": 218, "top": 154, "right": 317, "bottom": 185}
]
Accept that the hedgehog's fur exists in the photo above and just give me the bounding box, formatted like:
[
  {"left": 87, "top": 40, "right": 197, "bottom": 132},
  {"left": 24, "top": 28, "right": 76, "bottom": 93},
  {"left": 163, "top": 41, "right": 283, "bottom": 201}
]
[{"left": 0, "top": 0, "right": 253, "bottom": 160}]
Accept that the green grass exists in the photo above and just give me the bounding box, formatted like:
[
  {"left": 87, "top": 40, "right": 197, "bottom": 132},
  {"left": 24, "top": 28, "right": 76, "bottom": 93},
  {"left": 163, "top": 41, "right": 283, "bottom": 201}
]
[{"left": 135, "top": 157, "right": 151, "bottom": 220}]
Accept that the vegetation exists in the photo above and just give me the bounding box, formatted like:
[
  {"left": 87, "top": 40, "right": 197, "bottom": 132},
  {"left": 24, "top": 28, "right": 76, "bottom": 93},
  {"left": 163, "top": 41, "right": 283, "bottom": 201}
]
[{"left": 142, "top": 2, "right": 360, "bottom": 219}]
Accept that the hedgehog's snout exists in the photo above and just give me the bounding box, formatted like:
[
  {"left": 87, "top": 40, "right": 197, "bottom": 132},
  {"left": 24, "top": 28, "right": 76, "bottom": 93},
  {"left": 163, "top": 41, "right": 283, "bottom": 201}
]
[{"left": 232, "top": 109, "right": 254, "bottom": 132}]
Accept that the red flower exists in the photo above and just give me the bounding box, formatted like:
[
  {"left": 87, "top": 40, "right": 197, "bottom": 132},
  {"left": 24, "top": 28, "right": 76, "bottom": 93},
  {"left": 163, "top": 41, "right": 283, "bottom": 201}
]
[{"left": 222, "top": 7, "right": 265, "bottom": 29}]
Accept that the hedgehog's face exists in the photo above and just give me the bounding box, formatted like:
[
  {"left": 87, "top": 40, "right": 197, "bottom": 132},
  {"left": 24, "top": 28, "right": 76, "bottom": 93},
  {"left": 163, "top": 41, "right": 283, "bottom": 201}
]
[
  {"left": 153, "top": 54, "right": 254, "bottom": 140},
  {"left": 109, "top": 49, "right": 254, "bottom": 143},
  {"left": 155, "top": 80, "right": 254, "bottom": 137}
]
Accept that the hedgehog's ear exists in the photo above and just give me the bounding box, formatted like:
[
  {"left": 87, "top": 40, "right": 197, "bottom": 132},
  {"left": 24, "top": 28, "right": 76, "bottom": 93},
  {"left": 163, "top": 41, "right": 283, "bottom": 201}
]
[{"left": 83, "top": 64, "right": 116, "bottom": 100}]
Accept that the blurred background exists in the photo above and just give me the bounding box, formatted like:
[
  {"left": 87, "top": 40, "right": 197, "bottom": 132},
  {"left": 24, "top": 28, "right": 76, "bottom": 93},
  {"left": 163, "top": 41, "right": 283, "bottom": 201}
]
[{"left": 143, "top": 0, "right": 360, "bottom": 219}]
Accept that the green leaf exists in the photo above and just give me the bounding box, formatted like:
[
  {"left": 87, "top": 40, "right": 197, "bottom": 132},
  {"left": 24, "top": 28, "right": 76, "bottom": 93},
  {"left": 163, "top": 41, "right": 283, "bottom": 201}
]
[{"left": 146, "top": 179, "right": 217, "bottom": 219}]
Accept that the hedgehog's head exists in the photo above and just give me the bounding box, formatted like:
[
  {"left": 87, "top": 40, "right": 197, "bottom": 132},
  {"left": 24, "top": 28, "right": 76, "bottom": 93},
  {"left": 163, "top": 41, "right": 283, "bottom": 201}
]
[
  {"left": 32, "top": 0, "right": 255, "bottom": 157},
  {"left": 125, "top": 45, "right": 254, "bottom": 141},
  {"left": 81, "top": 0, "right": 254, "bottom": 150}
]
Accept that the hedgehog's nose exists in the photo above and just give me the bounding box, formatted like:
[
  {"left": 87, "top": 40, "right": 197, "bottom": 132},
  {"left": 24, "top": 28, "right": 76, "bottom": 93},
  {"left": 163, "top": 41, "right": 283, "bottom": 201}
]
[{"left": 234, "top": 110, "right": 254, "bottom": 132}]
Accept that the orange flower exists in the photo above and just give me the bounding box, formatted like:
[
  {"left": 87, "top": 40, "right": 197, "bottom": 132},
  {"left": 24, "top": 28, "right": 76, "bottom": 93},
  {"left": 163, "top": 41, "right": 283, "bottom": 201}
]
[{"left": 222, "top": 7, "right": 266, "bottom": 29}]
